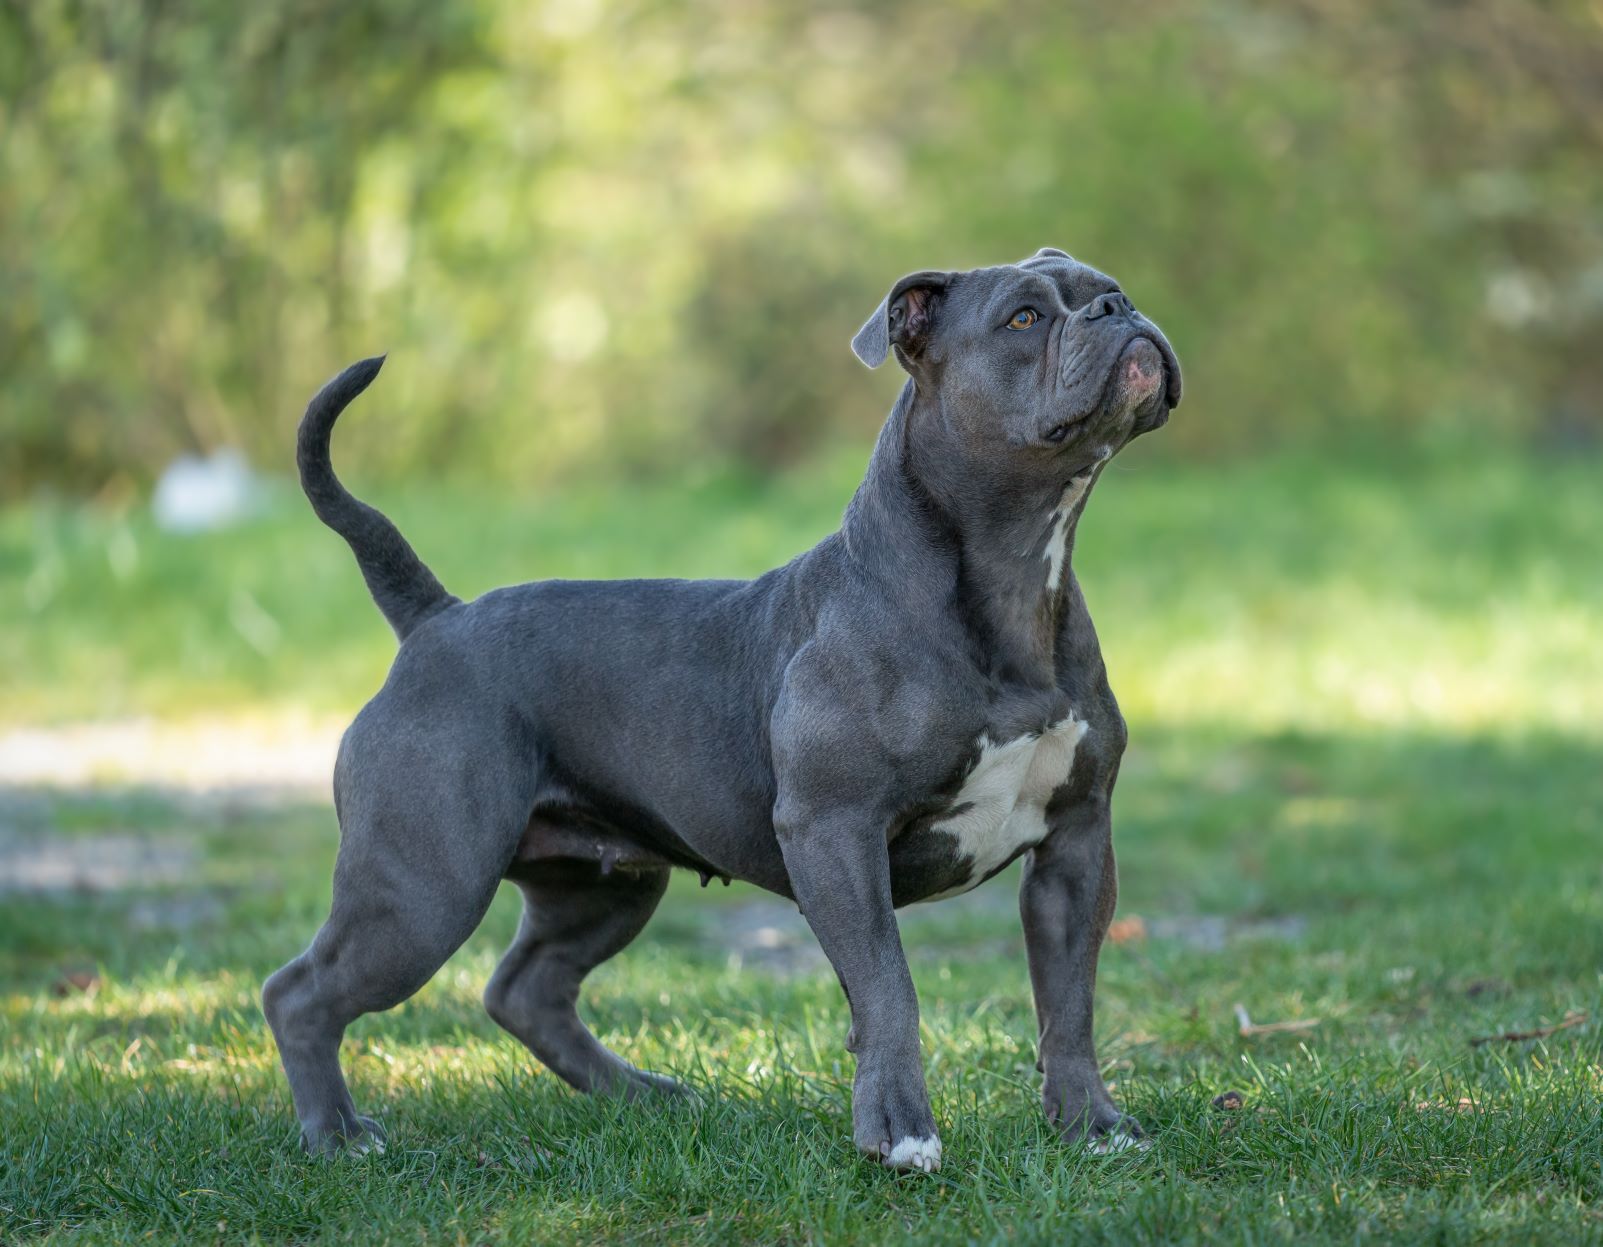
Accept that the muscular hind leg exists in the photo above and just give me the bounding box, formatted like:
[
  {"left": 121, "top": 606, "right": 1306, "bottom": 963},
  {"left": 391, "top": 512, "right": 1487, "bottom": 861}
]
[
  {"left": 262, "top": 760, "right": 519, "bottom": 1153},
  {"left": 484, "top": 861, "right": 684, "bottom": 1097}
]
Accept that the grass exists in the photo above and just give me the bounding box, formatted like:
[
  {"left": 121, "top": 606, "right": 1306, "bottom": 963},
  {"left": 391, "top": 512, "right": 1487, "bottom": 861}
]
[
  {"left": 5, "top": 440, "right": 1600, "bottom": 735},
  {"left": 2, "top": 440, "right": 1601, "bottom": 1243}
]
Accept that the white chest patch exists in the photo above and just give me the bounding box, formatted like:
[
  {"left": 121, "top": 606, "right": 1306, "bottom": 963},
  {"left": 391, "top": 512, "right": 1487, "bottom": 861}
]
[{"left": 925, "top": 715, "right": 1089, "bottom": 901}]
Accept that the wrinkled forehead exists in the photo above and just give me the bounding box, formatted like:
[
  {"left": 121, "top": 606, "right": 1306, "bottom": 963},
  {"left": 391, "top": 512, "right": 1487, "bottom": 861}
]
[
  {"left": 1015, "top": 248, "right": 1121, "bottom": 307},
  {"left": 947, "top": 250, "right": 1123, "bottom": 325}
]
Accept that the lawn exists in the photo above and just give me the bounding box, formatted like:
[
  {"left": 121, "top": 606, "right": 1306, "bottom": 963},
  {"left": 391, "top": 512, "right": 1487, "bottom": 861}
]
[{"left": 2, "top": 442, "right": 1601, "bottom": 1244}]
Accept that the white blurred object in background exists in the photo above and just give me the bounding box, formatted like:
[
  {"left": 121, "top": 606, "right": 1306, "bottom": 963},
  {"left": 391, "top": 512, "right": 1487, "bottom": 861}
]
[{"left": 151, "top": 448, "right": 259, "bottom": 533}]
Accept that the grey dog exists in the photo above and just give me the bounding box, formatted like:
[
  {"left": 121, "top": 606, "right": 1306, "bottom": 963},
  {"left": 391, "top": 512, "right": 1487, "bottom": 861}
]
[{"left": 262, "top": 247, "right": 1181, "bottom": 1171}]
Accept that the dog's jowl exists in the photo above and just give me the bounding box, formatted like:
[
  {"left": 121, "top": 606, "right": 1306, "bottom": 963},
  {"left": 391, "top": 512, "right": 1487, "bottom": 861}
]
[{"left": 262, "top": 247, "right": 1181, "bottom": 1170}]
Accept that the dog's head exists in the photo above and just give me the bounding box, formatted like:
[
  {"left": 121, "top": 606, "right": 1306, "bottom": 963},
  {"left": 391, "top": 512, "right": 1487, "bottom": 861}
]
[{"left": 852, "top": 248, "right": 1181, "bottom": 477}]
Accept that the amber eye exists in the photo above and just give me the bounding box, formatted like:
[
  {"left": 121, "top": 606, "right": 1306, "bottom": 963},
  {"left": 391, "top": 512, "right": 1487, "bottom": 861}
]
[{"left": 1006, "top": 308, "right": 1039, "bottom": 331}]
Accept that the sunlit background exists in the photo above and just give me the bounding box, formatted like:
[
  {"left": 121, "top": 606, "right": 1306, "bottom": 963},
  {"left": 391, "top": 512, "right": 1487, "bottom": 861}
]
[
  {"left": 7, "top": 2, "right": 1603, "bottom": 490},
  {"left": 2, "top": 4, "right": 1600, "bottom": 1242}
]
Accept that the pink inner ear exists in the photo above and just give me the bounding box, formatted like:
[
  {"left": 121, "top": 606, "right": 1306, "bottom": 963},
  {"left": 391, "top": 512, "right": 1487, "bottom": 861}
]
[{"left": 903, "top": 286, "right": 932, "bottom": 334}]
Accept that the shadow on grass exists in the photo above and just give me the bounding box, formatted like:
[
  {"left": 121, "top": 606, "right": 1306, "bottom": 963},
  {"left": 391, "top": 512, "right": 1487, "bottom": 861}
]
[{"left": 2, "top": 722, "right": 1599, "bottom": 991}]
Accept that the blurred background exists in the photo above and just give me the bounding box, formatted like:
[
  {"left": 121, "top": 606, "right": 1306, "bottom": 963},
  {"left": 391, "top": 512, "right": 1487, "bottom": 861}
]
[
  {"left": 3, "top": 0, "right": 1601, "bottom": 727},
  {"left": 5, "top": 0, "right": 1603, "bottom": 492},
  {"left": 1, "top": 6, "right": 1601, "bottom": 1238}
]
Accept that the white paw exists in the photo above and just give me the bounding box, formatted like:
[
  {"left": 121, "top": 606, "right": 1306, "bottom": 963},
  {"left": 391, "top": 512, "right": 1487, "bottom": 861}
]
[
  {"left": 883, "top": 1134, "right": 942, "bottom": 1173},
  {"left": 1088, "top": 1126, "right": 1149, "bottom": 1156}
]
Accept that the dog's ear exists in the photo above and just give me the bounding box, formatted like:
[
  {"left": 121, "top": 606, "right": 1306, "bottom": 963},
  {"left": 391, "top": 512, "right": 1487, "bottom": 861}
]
[{"left": 850, "top": 270, "right": 952, "bottom": 369}]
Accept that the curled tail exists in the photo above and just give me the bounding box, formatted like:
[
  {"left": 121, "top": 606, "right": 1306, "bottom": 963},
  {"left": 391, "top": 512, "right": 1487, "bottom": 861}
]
[{"left": 297, "top": 356, "right": 458, "bottom": 642}]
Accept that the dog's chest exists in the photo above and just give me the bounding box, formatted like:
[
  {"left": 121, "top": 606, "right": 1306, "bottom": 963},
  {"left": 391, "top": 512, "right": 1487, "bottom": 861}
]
[{"left": 914, "top": 714, "right": 1088, "bottom": 902}]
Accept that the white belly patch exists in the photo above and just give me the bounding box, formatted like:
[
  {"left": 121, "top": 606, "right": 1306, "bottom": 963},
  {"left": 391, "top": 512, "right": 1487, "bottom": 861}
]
[{"left": 924, "top": 715, "right": 1088, "bottom": 900}]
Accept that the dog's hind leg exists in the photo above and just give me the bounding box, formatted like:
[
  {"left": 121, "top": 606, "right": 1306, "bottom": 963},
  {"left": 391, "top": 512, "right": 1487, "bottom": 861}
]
[
  {"left": 484, "top": 861, "right": 686, "bottom": 1097},
  {"left": 263, "top": 737, "right": 522, "bottom": 1154}
]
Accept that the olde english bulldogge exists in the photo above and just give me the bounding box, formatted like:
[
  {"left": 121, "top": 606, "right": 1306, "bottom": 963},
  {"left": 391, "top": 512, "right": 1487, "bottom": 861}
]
[{"left": 263, "top": 247, "right": 1181, "bottom": 1170}]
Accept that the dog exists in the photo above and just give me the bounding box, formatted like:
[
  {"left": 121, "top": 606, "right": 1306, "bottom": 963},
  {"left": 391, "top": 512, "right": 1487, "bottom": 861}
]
[{"left": 262, "top": 247, "right": 1181, "bottom": 1171}]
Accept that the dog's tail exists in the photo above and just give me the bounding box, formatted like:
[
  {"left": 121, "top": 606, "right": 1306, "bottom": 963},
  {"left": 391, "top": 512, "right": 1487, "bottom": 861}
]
[{"left": 297, "top": 356, "right": 458, "bottom": 642}]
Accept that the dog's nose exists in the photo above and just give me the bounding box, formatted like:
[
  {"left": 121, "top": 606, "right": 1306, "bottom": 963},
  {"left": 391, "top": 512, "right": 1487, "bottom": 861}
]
[{"left": 1083, "top": 292, "right": 1133, "bottom": 320}]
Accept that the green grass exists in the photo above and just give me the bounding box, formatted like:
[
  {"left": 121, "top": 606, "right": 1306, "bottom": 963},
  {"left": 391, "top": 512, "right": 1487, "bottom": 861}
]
[
  {"left": 2, "top": 442, "right": 1601, "bottom": 1243},
  {"left": 5, "top": 441, "right": 1600, "bottom": 735}
]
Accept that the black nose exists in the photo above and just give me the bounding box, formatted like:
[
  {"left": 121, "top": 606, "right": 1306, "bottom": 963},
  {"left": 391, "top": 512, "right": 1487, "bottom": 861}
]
[{"left": 1084, "top": 291, "right": 1133, "bottom": 320}]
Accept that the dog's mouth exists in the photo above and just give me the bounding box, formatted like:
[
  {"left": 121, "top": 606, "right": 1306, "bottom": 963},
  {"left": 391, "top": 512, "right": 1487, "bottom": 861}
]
[
  {"left": 1041, "top": 410, "right": 1094, "bottom": 447},
  {"left": 1042, "top": 336, "right": 1167, "bottom": 447}
]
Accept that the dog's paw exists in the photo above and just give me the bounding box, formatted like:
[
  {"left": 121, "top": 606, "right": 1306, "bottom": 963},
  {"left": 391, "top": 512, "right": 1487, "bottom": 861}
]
[
  {"left": 1085, "top": 1119, "right": 1150, "bottom": 1156},
  {"left": 880, "top": 1134, "right": 943, "bottom": 1173},
  {"left": 301, "top": 1114, "right": 386, "bottom": 1158},
  {"left": 1043, "top": 1065, "right": 1147, "bottom": 1156},
  {"left": 623, "top": 1068, "right": 699, "bottom": 1104},
  {"left": 852, "top": 1063, "right": 941, "bottom": 1174},
  {"left": 346, "top": 1117, "right": 387, "bottom": 1157}
]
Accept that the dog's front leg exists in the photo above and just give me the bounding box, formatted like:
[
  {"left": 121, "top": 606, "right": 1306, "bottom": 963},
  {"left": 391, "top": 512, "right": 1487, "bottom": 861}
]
[
  {"left": 1019, "top": 794, "right": 1145, "bottom": 1152},
  {"left": 776, "top": 814, "right": 940, "bottom": 1172}
]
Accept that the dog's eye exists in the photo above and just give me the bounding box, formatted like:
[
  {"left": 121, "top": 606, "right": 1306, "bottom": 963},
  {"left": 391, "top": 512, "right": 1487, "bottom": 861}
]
[{"left": 1006, "top": 308, "right": 1039, "bottom": 331}]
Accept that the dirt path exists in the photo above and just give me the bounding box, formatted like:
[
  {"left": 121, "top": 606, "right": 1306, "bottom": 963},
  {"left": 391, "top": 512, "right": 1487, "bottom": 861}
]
[{"left": 0, "top": 713, "right": 344, "bottom": 795}]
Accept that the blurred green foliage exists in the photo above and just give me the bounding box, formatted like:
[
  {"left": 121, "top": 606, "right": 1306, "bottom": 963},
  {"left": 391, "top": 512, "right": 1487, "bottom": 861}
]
[{"left": 2, "top": 1, "right": 1600, "bottom": 492}]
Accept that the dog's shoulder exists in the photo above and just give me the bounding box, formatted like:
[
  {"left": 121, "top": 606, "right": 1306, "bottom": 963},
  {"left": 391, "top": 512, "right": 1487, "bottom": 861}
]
[{"left": 770, "top": 608, "right": 980, "bottom": 812}]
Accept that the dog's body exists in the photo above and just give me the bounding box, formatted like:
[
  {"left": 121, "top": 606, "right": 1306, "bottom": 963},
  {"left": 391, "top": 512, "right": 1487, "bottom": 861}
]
[{"left": 264, "top": 248, "right": 1181, "bottom": 1171}]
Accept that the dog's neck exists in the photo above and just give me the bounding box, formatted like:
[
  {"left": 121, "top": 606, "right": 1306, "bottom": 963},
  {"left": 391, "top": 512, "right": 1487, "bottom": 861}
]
[{"left": 841, "top": 385, "right": 1100, "bottom": 687}]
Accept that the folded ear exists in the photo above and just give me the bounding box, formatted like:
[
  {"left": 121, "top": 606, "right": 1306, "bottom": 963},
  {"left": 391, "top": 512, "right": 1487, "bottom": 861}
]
[{"left": 850, "top": 270, "right": 952, "bottom": 368}]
